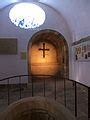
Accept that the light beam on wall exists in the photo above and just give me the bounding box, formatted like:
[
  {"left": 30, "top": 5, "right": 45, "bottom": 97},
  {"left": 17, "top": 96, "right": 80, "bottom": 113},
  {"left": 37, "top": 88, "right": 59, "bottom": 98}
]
[
  {"left": 9, "top": 3, "right": 46, "bottom": 29},
  {"left": 30, "top": 42, "right": 59, "bottom": 75}
]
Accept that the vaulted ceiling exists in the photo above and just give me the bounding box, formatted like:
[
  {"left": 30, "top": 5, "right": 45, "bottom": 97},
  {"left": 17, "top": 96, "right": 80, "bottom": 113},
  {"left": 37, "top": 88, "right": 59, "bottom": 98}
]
[{"left": 0, "top": 0, "right": 90, "bottom": 40}]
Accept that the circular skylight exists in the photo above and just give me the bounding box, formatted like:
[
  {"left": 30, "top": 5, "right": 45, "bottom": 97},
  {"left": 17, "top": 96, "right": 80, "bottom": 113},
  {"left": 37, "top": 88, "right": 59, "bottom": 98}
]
[{"left": 9, "top": 3, "right": 46, "bottom": 29}]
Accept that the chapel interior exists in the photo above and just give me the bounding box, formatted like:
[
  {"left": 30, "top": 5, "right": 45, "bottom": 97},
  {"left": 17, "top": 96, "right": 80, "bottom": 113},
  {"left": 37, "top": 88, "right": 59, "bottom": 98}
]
[{"left": 0, "top": 0, "right": 90, "bottom": 120}]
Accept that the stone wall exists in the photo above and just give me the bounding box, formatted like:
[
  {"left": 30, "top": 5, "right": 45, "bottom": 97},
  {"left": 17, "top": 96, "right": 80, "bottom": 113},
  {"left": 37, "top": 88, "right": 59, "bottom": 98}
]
[{"left": 1, "top": 97, "right": 75, "bottom": 120}]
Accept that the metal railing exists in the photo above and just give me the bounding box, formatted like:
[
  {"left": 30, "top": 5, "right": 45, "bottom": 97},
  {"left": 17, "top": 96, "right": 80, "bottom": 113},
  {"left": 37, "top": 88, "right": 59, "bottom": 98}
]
[{"left": 0, "top": 74, "right": 89, "bottom": 120}]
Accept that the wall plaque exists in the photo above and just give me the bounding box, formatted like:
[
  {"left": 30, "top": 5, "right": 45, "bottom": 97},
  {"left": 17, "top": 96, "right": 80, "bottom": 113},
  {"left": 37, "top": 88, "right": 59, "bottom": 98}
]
[
  {"left": 20, "top": 52, "right": 26, "bottom": 60},
  {"left": 72, "top": 36, "right": 90, "bottom": 61},
  {"left": 0, "top": 38, "right": 17, "bottom": 54}
]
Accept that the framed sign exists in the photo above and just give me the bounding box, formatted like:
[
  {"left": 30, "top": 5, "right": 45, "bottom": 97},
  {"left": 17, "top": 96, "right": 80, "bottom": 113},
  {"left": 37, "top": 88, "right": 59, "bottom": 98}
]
[
  {"left": 72, "top": 37, "right": 90, "bottom": 61},
  {"left": 0, "top": 38, "right": 17, "bottom": 54}
]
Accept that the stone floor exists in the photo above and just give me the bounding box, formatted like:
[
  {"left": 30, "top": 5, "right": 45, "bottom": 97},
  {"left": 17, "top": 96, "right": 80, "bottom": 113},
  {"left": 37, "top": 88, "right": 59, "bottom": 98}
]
[{"left": 0, "top": 78, "right": 88, "bottom": 120}]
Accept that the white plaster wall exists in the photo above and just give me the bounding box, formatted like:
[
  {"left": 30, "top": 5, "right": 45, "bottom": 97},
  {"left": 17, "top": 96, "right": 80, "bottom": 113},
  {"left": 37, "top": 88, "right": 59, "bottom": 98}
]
[
  {"left": 39, "top": 0, "right": 90, "bottom": 40},
  {"left": 0, "top": 2, "right": 71, "bottom": 83},
  {"left": 37, "top": 0, "right": 90, "bottom": 87},
  {"left": 71, "top": 61, "right": 90, "bottom": 87},
  {"left": 71, "top": 46, "right": 90, "bottom": 87}
]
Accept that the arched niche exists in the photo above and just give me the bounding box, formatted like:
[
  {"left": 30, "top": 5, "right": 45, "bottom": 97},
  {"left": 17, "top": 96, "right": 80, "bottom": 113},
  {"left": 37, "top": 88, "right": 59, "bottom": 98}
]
[{"left": 28, "top": 29, "right": 69, "bottom": 78}]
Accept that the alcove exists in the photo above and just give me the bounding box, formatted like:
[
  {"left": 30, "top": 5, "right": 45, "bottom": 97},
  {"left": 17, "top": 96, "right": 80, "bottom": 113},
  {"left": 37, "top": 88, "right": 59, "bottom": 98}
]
[{"left": 28, "top": 29, "right": 69, "bottom": 78}]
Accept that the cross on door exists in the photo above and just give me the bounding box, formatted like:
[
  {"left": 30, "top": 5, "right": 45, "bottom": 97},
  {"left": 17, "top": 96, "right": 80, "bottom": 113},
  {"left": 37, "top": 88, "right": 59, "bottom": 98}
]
[{"left": 38, "top": 43, "right": 50, "bottom": 58}]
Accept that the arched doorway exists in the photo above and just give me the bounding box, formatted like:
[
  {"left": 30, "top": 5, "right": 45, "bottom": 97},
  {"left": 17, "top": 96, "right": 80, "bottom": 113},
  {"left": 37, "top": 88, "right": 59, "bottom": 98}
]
[{"left": 28, "top": 29, "right": 69, "bottom": 78}]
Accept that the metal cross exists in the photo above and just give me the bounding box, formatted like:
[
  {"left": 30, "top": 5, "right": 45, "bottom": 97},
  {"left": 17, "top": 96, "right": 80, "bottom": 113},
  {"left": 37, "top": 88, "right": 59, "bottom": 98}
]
[{"left": 38, "top": 43, "right": 49, "bottom": 58}]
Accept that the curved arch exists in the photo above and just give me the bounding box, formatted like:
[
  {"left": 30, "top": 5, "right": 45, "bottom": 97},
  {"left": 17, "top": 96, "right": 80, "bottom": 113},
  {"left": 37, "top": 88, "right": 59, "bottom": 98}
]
[
  {"left": 1, "top": 97, "right": 75, "bottom": 120},
  {"left": 28, "top": 29, "right": 69, "bottom": 78}
]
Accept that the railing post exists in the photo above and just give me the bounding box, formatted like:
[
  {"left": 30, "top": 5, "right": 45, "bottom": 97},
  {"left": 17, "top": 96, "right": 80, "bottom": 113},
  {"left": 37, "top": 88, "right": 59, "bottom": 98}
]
[
  {"left": 44, "top": 76, "right": 46, "bottom": 97},
  {"left": 54, "top": 76, "right": 56, "bottom": 100},
  {"left": 74, "top": 81, "right": 77, "bottom": 117},
  {"left": 31, "top": 76, "right": 34, "bottom": 97},
  {"left": 7, "top": 79, "right": 10, "bottom": 105},
  {"left": 19, "top": 76, "right": 22, "bottom": 99},
  {"left": 88, "top": 87, "right": 90, "bottom": 120},
  {"left": 64, "top": 78, "right": 66, "bottom": 107}
]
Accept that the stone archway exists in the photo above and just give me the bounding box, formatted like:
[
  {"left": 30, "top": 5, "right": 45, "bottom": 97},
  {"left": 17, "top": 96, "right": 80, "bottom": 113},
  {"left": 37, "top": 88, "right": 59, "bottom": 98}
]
[
  {"left": 28, "top": 29, "right": 69, "bottom": 78},
  {"left": 1, "top": 97, "right": 75, "bottom": 120}
]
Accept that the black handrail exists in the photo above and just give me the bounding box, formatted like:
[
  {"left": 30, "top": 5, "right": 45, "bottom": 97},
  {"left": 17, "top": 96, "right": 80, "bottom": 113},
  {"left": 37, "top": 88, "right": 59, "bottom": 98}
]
[
  {"left": 0, "top": 74, "right": 89, "bottom": 120},
  {"left": 0, "top": 74, "right": 88, "bottom": 88}
]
